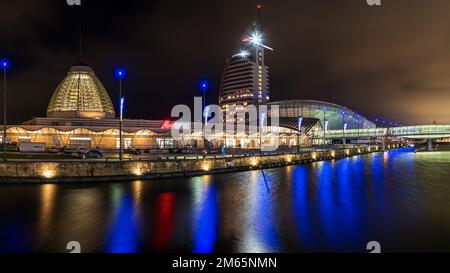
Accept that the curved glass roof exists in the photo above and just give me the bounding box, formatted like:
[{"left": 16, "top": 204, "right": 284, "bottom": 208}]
[
  {"left": 47, "top": 64, "right": 115, "bottom": 119},
  {"left": 268, "top": 100, "right": 376, "bottom": 130}
]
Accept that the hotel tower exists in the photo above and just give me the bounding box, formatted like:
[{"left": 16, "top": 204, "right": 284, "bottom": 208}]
[{"left": 218, "top": 3, "right": 271, "bottom": 123}]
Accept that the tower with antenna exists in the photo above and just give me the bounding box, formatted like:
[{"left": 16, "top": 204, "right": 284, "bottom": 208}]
[{"left": 219, "top": 2, "right": 273, "bottom": 123}]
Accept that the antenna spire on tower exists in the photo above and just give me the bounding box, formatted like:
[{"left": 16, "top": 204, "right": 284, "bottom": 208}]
[{"left": 256, "top": 2, "right": 263, "bottom": 31}]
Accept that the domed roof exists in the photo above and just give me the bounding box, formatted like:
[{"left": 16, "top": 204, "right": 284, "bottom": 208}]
[{"left": 47, "top": 64, "right": 115, "bottom": 119}]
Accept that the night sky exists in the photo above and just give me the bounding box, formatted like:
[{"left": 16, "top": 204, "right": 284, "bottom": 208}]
[{"left": 2, "top": 0, "right": 450, "bottom": 125}]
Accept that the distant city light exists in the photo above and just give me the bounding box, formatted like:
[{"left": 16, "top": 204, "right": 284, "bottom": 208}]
[{"left": 115, "top": 68, "right": 126, "bottom": 79}]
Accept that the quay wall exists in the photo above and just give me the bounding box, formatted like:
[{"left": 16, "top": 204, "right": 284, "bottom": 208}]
[{"left": 0, "top": 146, "right": 394, "bottom": 183}]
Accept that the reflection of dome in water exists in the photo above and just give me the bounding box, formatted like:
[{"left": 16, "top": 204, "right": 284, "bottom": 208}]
[{"left": 47, "top": 64, "right": 115, "bottom": 119}]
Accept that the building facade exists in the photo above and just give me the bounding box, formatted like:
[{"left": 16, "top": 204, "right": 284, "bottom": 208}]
[
  {"left": 268, "top": 100, "right": 376, "bottom": 131},
  {"left": 219, "top": 52, "right": 270, "bottom": 123}
]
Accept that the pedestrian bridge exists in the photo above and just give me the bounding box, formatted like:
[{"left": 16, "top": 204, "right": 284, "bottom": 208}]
[{"left": 321, "top": 125, "right": 450, "bottom": 139}]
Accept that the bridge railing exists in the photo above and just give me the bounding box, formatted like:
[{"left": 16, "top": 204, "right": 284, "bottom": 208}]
[
  {"left": 321, "top": 125, "right": 450, "bottom": 139},
  {"left": 318, "top": 128, "right": 387, "bottom": 139}
]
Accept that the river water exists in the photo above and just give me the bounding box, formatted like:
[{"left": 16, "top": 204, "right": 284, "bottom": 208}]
[{"left": 0, "top": 148, "right": 449, "bottom": 253}]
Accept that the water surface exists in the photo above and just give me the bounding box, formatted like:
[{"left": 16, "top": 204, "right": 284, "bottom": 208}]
[{"left": 0, "top": 148, "right": 449, "bottom": 252}]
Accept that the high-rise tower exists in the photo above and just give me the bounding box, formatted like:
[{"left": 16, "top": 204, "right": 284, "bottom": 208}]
[{"left": 219, "top": 2, "right": 273, "bottom": 123}]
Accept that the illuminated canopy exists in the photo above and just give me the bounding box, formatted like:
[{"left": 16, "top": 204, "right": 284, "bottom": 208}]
[{"left": 47, "top": 64, "right": 116, "bottom": 119}]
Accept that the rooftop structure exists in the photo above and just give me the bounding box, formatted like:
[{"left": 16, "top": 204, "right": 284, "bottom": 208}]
[
  {"left": 47, "top": 64, "right": 116, "bottom": 119},
  {"left": 268, "top": 100, "right": 376, "bottom": 130}
]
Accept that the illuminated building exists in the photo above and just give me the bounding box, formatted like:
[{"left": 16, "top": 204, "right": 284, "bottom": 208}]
[
  {"left": 2, "top": 64, "right": 175, "bottom": 150},
  {"left": 47, "top": 64, "right": 115, "bottom": 119},
  {"left": 219, "top": 4, "right": 271, "bottom": 123},
  {"left": 268, "top": 100, "right": 375, "bottom": 130}
]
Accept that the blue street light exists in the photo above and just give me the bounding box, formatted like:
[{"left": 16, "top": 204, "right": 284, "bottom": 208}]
[
  {"left": 1, "top": 58, "right": 10, "bottom": 160},
  {"left": 1, "top": 59, "right": 9, "bottom": 70},
  {"left": 356, "top": 113, "right": 361, "bottom": 146},
  {"left": 200, "top": 80, "right": 209, "bottom": 91},
  {"left": 115, "top": 68, "right": 126, "bottom": 79},
  {"left": 297, "top": 116, "right": 303, "bottom": 153},
  {"left": 200, "top": 80, "right": 209, "bottom": 141},
  {"left": 115, "top": 67, "right": 126, "bottom": 160}
]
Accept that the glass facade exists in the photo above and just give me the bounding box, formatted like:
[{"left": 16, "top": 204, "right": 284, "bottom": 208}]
[
  {"left": 47, "top": 65, "right": 115, "bottom": 118},
  {"left": 268, "top": 100, "right": 376, "bottom": 130}
]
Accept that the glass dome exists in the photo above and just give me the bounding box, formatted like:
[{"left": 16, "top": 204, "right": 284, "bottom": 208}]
[{"left": 47, "top": 64, "right": 115, "bottom": 119}]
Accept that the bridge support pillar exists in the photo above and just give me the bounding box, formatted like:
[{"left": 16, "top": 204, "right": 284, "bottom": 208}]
[{"left": 427, "top": 139, "right": 433, "bottom": 151}]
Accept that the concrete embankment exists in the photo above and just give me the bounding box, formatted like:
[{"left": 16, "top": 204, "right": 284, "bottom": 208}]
[{"left": 0, "top": 146, "right": 394, "bottom": 183}]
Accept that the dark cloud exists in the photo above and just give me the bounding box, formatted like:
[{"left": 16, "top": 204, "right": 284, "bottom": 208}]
[{"left": 1, "top": 0, "right": 450, "bottom": 125}]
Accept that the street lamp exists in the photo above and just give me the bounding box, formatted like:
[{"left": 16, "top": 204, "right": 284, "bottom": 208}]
[
  {"left": 342, "top": 111, "right": 346, "bottom": 147},
  {"left": 322, "top": 107, "right": 327, "bottom": 147},
  {"left": 1, "top": 59, "right": 10, "bottom": 161},
  {"left": 115, "top": 68, "right": 126, "bottom": 161},
  {"left": 357, "top": 113, "right": 361, "bottom": 146},
  {"left": 260, "top": 112, "right": 266, "bottom": 154},
  {"left": 200, "top": 80, "right": 209, "bottom": 147},
  {"left": 200, "top": 81, "right": 209, "bottom": 122},
  {"left": 297, "top": 117, "right": 303, "bottom": 154}
]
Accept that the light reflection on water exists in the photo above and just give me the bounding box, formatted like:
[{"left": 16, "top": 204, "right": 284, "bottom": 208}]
[{"left": 0, "top": 148, "right": 449, "bottom": 253}]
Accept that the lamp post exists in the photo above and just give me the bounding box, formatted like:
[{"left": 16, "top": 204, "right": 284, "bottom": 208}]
[
  {"left": 200, "top": 80, "right": 209, "bottom": 147},
  {"left": 297, "top": 117, "right": 303, "bottom": 154},
  {"left": 1, "top": 59, "right": 9, "bottom": 161},
  {"left": 322, "top": 107, "right": 327, "bottom": 147},
  {"left": 260, "top": 112, "right": 266, "bottom": 154},
  {"left": 357, "top": 113, "right": 361, "bottom": 147},
  {"left": 115, "top": 68, "right": 126, "bottom": 161},
  {"left": 342, "top": 111, "right": 346, "bottom": 147}
]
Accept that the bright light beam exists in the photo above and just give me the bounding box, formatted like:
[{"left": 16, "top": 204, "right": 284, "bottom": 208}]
[
  {"left": 232, "top": 50, "right": 251, "bottom": 58},
  {"left": 245, "top": 32, "right": 274, "bottom": 51}
]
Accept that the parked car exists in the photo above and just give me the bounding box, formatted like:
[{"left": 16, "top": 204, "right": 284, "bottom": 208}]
[
  {"left": 47, "top": 147, "right": 59, "bottom": 153},
  {"left": 126, "top": 147, "right": 142, "bottom": 155},
  {"left": 63, "top": 147, "right": 75, "bottom": 154},
  {"left": 82, "top": 150, "right": 103, "bottom": 158}
]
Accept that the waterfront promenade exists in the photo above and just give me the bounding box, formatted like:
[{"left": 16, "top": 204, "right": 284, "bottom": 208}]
[{"left": 0, "top": 145, "right": 399, "bottom": 183}]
